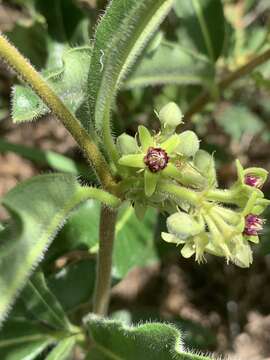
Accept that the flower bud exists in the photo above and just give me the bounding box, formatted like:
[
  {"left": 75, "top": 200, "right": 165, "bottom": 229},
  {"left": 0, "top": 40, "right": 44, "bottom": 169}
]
[
  {"left": 166, "top": 212, "right": 203, "bottom": 240},
  {"left": 158, "top": 102, "right": 183, "bottom": 129},
  {"left": 117, "top": 133, "right": 138, "bottom": 155},
  {"left": 177, "top": 131, "right": 200, "bottom": 158},
  {"left": 244, "top": 214, "right": 264, "bottom": 236},
  {"left": 244, "top": 175, "right": 263, "bottom": 188}
]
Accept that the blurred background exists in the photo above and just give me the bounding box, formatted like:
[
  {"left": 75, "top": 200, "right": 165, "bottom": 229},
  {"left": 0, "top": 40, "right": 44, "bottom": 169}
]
[{"left": 0, "top": 0, "right": 270, "bottom": 359}]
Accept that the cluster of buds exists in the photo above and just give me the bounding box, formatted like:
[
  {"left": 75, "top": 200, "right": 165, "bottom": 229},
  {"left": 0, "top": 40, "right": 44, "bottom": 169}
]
[{"left": 117, "top": 102, "right": 269, "bottom": 267}]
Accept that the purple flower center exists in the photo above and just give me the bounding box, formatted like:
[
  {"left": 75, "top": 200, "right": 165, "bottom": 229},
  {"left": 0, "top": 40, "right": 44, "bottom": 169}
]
[
  {"left": 244, "top": 175, "right": 263, "bottom": 188},
  {"left": 244, "top": 214, "right": 264, "bottom": 236},
  {"left": 144, "top": 147, "right": 169, "bottom": 173}
]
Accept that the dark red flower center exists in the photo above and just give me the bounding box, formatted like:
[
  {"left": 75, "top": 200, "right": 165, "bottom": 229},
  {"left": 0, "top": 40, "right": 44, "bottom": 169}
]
[
  {"left": 144, "top": 147, "right": 169, "bottom": 173},
  {"left": 244, "top": 175, "right": 263, "bottom": 188},
  {"left": 244, "top": 214, "right": 264, "bottom": 236}
]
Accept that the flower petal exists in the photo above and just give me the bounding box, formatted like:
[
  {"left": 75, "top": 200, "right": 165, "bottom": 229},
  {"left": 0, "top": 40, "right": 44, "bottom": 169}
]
[
  {"left": 118, "top": 154, "right": 144, "bottom": 168},
  {"left": 181, "top": 242, "right": 195, "bottom": 258},
  {"left": 160, "top": 134, "right": 180, "bottom": 153},
  {"left": 138, "top": 126, "right": 153, "bottom": 151},
  {"left": 162, "top": 163, "right": 181, "bottom": 181},
  {"left": 161, "top": 232, "right": 184, "bottom": 244}
]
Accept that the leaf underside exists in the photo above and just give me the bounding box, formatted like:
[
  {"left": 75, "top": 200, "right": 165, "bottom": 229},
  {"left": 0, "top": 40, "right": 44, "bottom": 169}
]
[{"left": 88, "top": 0, "right": 174, "bottom": 132}]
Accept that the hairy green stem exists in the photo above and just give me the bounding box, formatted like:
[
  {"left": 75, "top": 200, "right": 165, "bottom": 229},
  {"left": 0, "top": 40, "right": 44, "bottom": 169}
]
[
  {"left": 206, "top": 188, "right": 238, "bottom": 205},
  {"left": 158, "top": 182, "right": 199, "bottom": 205},
  {"left": 183, "top": 47, "right": 270, "bottom": 122},
  {"left": 0, "top": 33, "right": 116, "bottom": 191},
  {"left": 93, "top": 206, "right": 118, "bottom": 316},
  {"left": 78, "top": 187, "right": 121, "bottom": 208}
]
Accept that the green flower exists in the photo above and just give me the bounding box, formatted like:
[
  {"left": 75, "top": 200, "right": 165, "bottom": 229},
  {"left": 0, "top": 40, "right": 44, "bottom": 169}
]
[
  {"left": 118, "top": 125, "right": 207, "bottom": 196},
  {"left": 119, "top": 125, "right": 183, "bottom": 197},
  {"left": 162, "top": 192, "right": 270, "bottom": 267},
  {"left": 231, "top": 160, "right": 268, "bottom": 206}
]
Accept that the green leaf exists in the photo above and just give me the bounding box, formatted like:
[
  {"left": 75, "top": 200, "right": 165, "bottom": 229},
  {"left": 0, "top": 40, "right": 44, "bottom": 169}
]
[
  {"left": 6, "top": 20, "right": 47, "bottom": 69},
  {"left": 45, "top": 337, "right": 76, "bottom": 360},
  {"left": 85, "top": 315, "right": 213, "bottom": 360},
  {"left": 125, "top": 41, "right": 214, "bottom": 88},
  {"left": 48, "top": 259, "right": 96, "bottom": 313},
  {"left": 47, "top": 204, "right": 158, "bottom": 312},
  {"left": 21, "top": 272, "right": 71, "bottom": 331},
  {"left": 113, "top": 205, "right": 158, "bottom": 278},
  {"left": 12, "top": 46, "right": 92, "bottom": 128},
  {"left": 46, "top": 204, "right": 158, "bottom": 312},
  {"left": 0, "top": 139, "right": 91, "bottom": 179},
  {"left": 46, "top": 203, "right": 158, "bottom": 280},
  {"left": 44, "top": 201, "right": 100, "bottom": 266},
  {"left": 0, "top": 318, "right": 53, "bottom": 360},
  {"left": 174, "top": 0, "right": 225, "bottom": 62},
  {"left": 7, "top": 0, "right": 90, "bottom": 69},
  {"left": 0, "top": 173, "right": 120, "bottom": 326},
  {"left": 216, "top": 104, "right": 263, "bottom": 140},
  {"left": 88, "top": 0, "right": 174, "bottom": 132}
]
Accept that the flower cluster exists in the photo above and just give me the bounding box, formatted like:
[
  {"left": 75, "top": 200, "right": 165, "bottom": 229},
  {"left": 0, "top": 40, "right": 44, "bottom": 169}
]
[
  {"left": 118, "top": 103, "right": 204, "bottom": 197},
  {"left": 117, "top": 102, "right": 270, "bottom": 268}
]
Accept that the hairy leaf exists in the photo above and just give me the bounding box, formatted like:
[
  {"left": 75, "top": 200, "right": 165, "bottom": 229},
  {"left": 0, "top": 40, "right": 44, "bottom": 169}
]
[
  {"left": 174, "top": 0, "right": 225, "bottom": 62},
  {"left": 126, "top": 41, "right": 214, "bottom": 88},
  {"left": 45, "top": 337, "right": 76, "bottom": 360},
  {"left": 12, "top": 46, "right": 92, "bottom": 127},
  {"left": 88, "top": 0, "right": 174, "bottom": 132},
  {"left": 85, "top": 315, "right": 213, "bottom": 360},
  {"left": 0, "top": 173, "right": 119, "bottom": 326}
]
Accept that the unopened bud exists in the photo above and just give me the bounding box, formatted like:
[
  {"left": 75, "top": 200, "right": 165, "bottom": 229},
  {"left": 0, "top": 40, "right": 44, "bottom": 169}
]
[
  {"left": 194, "top": 150, "right": 217, "bottom": 187},
  {"left": 167, "top": 212, "right": 203, "bottom": 240},
  {"left": 159, "top": 102, "right": 183, "bottom": 129},
  {"left": 177, "top": 131, "right": 200, "bottom": 158},
  {"left": 244, "top": 174, "right": 263, "bottom": 188},
  {"left": 117, "top": 133, "right": 138, "bottom": 155},
  {"left": 244, "top": 214, "right": 264, "bottom": 236}
]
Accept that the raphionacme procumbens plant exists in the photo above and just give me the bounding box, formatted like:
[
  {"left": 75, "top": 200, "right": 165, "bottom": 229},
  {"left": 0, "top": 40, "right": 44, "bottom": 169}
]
[{"left": 0, "top": 0, "right": 270, "bottom": 358}]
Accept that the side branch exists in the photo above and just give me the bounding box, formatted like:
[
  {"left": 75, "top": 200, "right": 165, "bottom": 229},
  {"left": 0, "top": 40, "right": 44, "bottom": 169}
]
[
  {"left": 184, "top": 48, "right": 270, "bottom": 122},
  {"left": 0, "top": 33, "right": 116, "bottom": 192}
]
